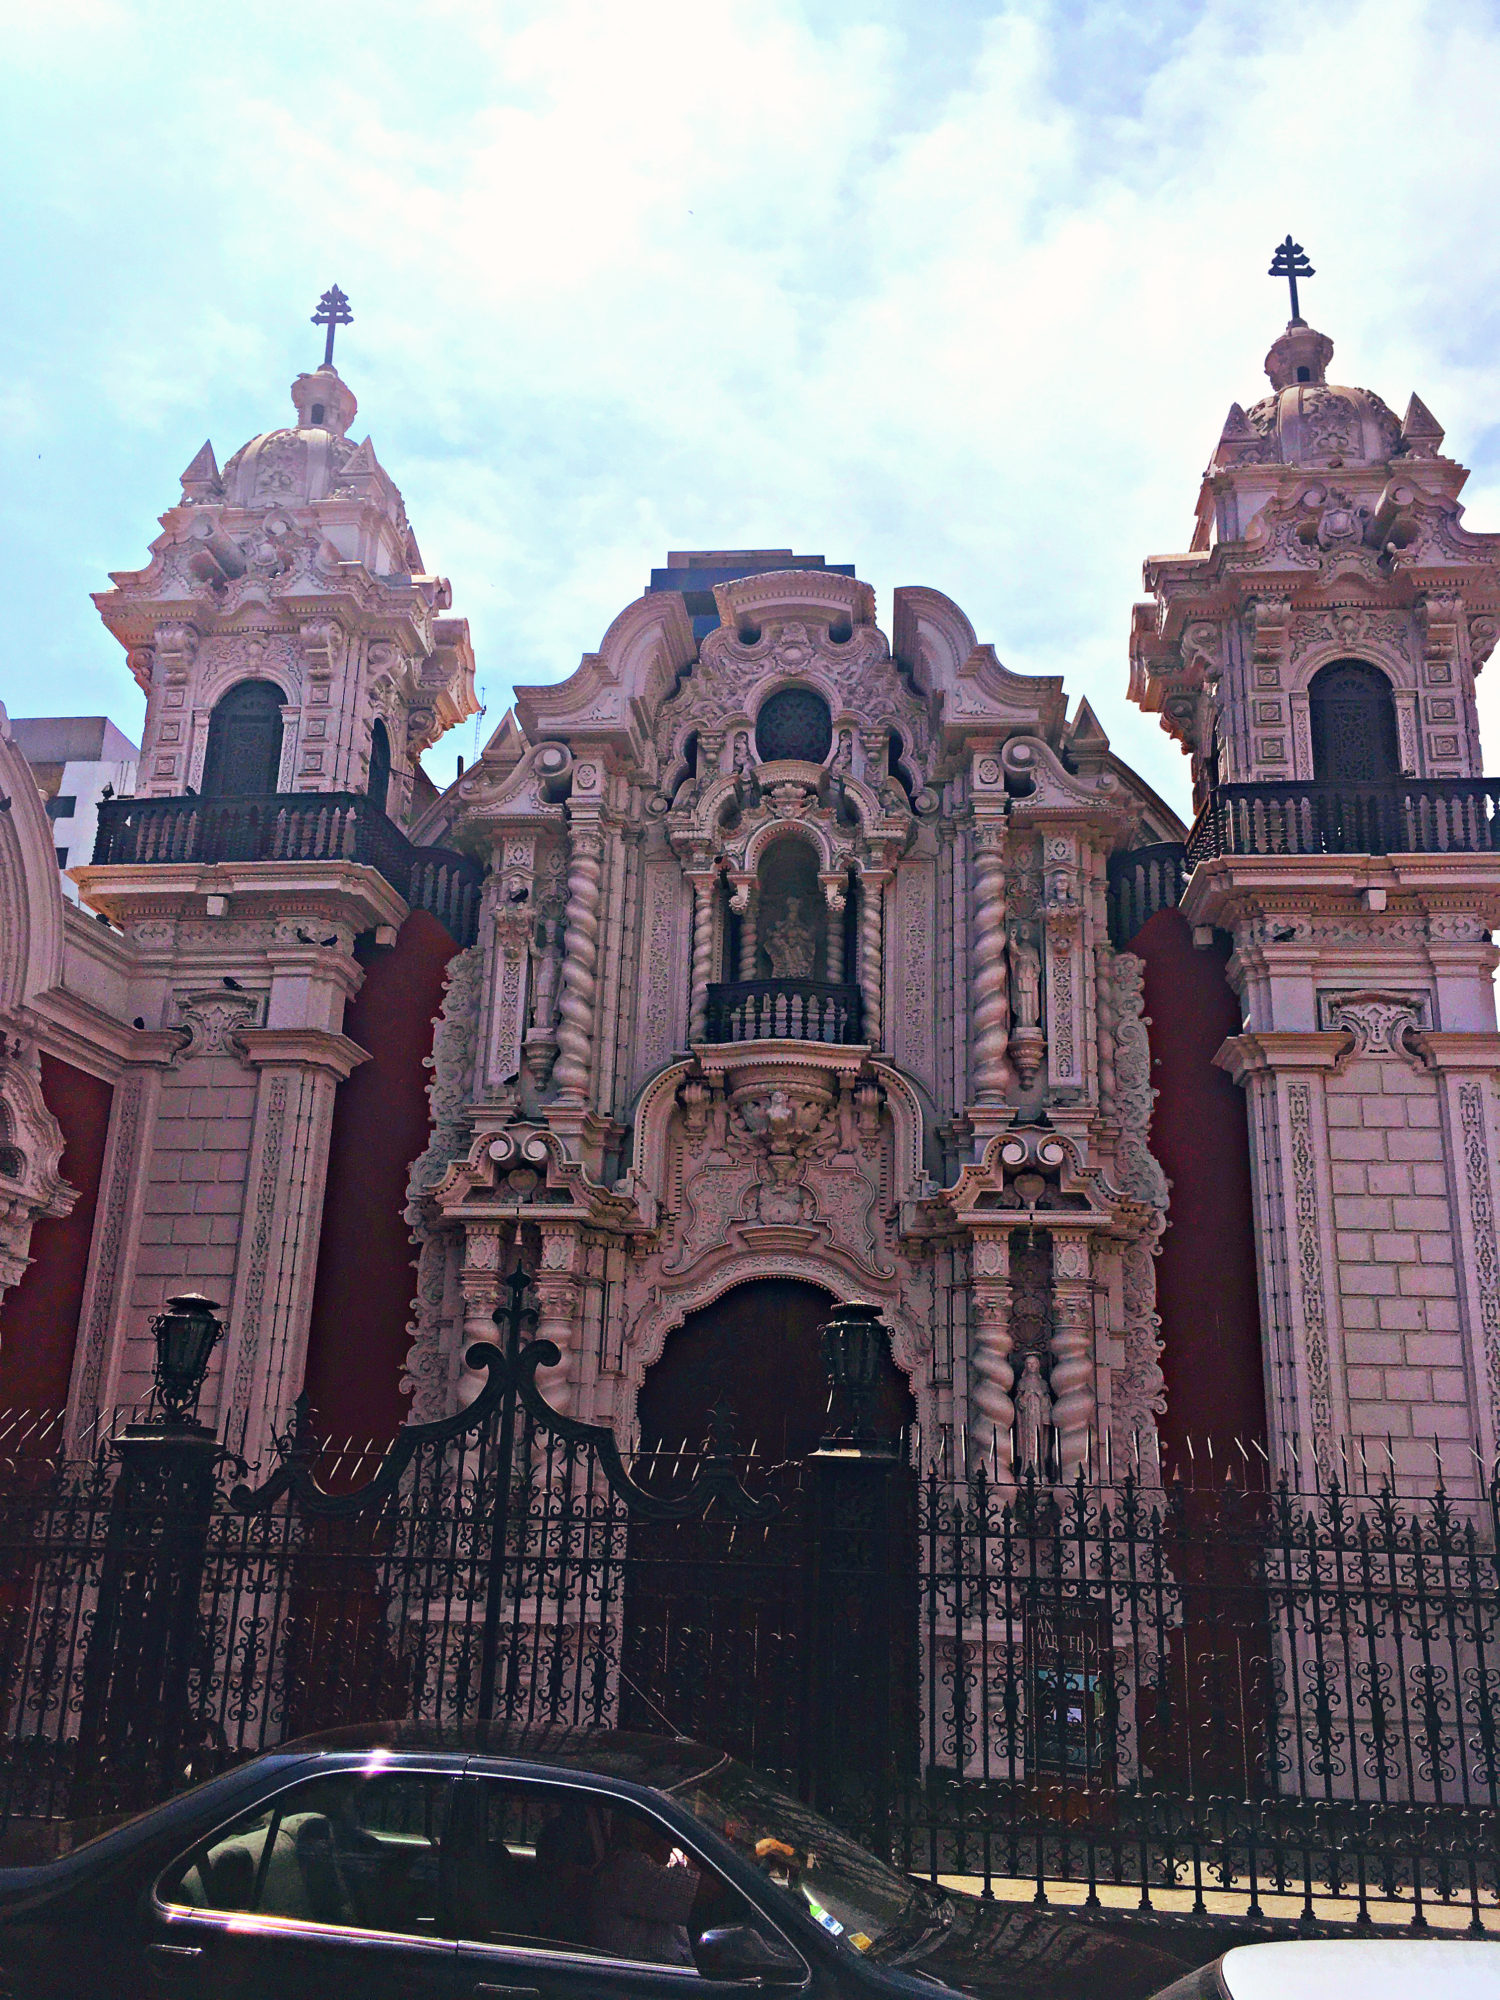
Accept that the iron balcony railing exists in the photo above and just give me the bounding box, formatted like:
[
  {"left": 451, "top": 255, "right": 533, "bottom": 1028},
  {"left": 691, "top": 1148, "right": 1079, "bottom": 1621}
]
[
  {"left": 1186, "top": 777, "right": 1500, "bottom": 867},
  {"left": 1107, "top": 842, "right": 1188, "bottom": 948},
  {"left": 91, "top": 792, "right": 485, "bottom": 946},
  {"left": 703, "top": 978, "right": 865, "bottom": 1045}
]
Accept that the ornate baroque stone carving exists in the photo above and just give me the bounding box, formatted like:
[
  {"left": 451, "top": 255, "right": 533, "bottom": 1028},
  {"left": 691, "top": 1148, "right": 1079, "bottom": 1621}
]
[{"left": 401, "top": 946, "right": 483, "bottom": 1419}]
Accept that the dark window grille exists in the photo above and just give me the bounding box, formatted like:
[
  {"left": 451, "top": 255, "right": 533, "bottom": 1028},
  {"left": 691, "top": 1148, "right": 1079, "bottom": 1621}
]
[
  {"left": 201, "top": 680, "right": 287, "bottom": 798},
  {"left": 754, "top": 688, "right": 832, "bottom": 764},
  {"left": 1309, "top": 659, "right": 1401, "bottom": 782}
]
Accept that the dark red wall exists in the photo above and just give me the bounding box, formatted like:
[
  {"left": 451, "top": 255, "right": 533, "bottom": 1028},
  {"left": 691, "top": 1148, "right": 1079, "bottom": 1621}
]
[
  {"left": 1128, "top": 909, "right": 1267, "bottom": 1468},
  {"left": 0, "top": 1056, "right": 114, "bottom": 1409},
  {"left": 303, "top": 911, "right": 459, "bottom": 1441}
]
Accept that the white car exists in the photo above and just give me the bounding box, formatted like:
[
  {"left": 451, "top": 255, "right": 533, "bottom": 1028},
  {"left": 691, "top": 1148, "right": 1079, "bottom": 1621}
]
[{"left": 1153, "top": 1937, "right": 1500, "bottom": 2000}]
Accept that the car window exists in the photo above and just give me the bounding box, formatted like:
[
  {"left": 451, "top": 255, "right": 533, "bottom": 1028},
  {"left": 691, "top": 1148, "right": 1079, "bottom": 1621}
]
[
  {"left": 458, "top": 1779, "right": 776, "bottom": 1972},
  {"left": 159, "top": 1770, "right": 459, "bottom": 1940}
]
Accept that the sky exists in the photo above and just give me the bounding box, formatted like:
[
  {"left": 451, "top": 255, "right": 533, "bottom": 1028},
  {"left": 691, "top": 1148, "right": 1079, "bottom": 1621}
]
[{"left": 4, "top": 0, "right": 1500, "bottom": 819}]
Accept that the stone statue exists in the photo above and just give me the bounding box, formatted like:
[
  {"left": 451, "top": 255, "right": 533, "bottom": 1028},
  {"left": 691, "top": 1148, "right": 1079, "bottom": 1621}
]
[
  {"left": 1008, "top": 921, "right": 1042, "bottom": 1030},
  {"left": 764, "top": 895, "right": 818, "bottom": 979},
  {"left": 1015, "top": 1352, "right": 1051, "bottom": 1475},
  {"left": 530, "top": 917, "right": 564, "bottom": 1032}
]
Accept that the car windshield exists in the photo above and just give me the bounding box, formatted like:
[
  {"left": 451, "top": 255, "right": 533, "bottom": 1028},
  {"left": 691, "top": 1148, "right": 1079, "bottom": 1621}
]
[{"left": 669, "top": 1759, "right": 922, "bottom": 1954}]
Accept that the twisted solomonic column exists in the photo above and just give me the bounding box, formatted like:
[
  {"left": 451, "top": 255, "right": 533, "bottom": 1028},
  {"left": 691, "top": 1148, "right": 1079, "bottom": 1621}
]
[
  {"left": 859, "top": 868, "right": 886, "bottom": 1047},
  {"left": 967, "top": 1234, "right": 1015, "bottom": 1484},
  {"left": 1048, "top": 1230, "right": 1096, "bottom": 1488},
  {"left": 971, "top": 820, "right": 1011, "bottom": 1103},
  {"left": 688, "top": 872, "right": 717, "bottom": 1043},
  {"left": 736, "top": 884, "right": 758, "bottom": 981},
  {"left": 553, "top": 822, "right": 604, "bottom": 1103}
]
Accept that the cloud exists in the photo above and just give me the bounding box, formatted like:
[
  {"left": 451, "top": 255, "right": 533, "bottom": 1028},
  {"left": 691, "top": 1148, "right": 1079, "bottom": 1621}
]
[{"left": 3, "top": 0, "right": 1499, "bottom": 811}]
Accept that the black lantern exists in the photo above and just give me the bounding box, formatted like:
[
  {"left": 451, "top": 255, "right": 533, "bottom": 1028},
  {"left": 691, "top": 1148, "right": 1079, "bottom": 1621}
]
[
  {"left": 149, "top": 1293, "right": 224, "bottom": 1425},
  {"left": 818, "top": 1299, "right": 888, "bottom": 1445}
]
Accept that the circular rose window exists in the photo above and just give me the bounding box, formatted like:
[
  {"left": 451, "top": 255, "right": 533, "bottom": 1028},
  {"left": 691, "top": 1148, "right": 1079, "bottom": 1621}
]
[{"left": 754, "top": 688, "right": 833, "bottom": 764}]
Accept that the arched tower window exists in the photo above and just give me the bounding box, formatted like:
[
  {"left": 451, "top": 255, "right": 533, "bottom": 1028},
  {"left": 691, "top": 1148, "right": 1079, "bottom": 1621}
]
[
  {"left": 200, "top": 681, "right": 286, "bottom": 798},
  {"left": 1309, "top": 660, "right": 1400, "bottom": 783},
  {"left": 367, "top": 718, "right": 392, "bottom": 815},
  {"left": 755, "top": 687, "right": 832, "bottom": 764}
]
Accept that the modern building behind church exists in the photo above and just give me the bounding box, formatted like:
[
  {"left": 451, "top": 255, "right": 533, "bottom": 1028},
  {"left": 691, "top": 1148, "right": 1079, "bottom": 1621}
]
[{"left": 3, "top": 302, "right": 1500, "bottom": 1501}]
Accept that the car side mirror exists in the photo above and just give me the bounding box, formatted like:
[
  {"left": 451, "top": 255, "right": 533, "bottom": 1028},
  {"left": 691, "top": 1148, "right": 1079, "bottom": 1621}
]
[{"left": 696, "top": 1924, "right": 805, "bottom": 1984}]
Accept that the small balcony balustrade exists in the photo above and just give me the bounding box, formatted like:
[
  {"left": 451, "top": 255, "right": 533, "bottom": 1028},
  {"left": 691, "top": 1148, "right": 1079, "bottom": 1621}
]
[
  {"left": 1185, "top": 777, "right": 1500, "bottom": 867},
  {"left": 703, "top": 978, "right": 865, "bottom": 1046},
  {"left": 91, "top": 792, "right": 484, "bottom": 945}
]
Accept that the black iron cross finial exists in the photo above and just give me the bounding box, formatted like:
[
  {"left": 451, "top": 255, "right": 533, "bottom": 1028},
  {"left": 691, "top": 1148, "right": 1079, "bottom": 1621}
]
[
  {"left": 311, "top": 283, "right": 353, "bottom": 368},
  {"left": 1268, "top": 235, "right": 1314, "bottom": 323}
]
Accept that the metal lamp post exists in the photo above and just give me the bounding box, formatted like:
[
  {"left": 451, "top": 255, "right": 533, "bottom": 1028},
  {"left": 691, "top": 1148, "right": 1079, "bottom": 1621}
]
[
  {"left": 818, "top": 1298, "right": 890, "bottom": 1450},
  {"left": 76, "top": 1299, "right": 226, "bottom": 1814},
  {"left": 148, "top": 1293, "right": 224, "bottom": 1428},
  {"left": 806, "top": 1299, "right": 913, "bottom": 1848}
]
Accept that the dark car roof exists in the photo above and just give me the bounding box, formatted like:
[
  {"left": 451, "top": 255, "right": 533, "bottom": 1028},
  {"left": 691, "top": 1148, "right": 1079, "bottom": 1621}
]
[{"left": 277, "top": 1721, "right": 728, "bottom": 1791}]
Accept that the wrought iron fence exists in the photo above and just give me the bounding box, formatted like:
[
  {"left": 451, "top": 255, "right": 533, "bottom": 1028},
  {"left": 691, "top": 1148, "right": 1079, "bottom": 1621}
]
[
  {"left": 898, "top": 1467, "right": 1500, "bottom": 1930},
  {"left": 2, "top": 1353, "right": 1499, "bottom": 1931}
]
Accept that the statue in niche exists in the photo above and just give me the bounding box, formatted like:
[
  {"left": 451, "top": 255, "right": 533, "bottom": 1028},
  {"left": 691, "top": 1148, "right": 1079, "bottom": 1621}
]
[
  {"left": 1015, "top": 1352, "right": 1052, "bottom": 1475},
  {"left": 764, "top": 896, "right": 819, "bottom": 979},
  {"left": 530, "top": 917, "right": 564, "bottom": 1032},
  {"left": 1008, "top": 921, "right": 1042, "bottom": 1030}
]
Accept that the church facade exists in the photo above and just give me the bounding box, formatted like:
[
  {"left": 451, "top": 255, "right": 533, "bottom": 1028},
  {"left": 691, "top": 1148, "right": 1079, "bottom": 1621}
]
[{"left": 3, "top": 310, "right": 1500, "bottom": 1500}]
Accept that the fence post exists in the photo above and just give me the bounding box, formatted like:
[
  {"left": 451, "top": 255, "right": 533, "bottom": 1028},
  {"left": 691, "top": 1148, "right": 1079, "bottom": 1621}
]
[
  {"left": 72, "top": 1424, "right": 219, "bottom": 1819},
  {"left": 805, "top": 1302, "right": 915, "bottom": 1853}
]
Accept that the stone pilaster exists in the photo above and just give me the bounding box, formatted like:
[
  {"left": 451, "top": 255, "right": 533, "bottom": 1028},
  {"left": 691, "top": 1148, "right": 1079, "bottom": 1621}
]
[
  {"left": 1048, "top": 1228, "right": 1095, "bottom": 1486},
  {"left": 966, "top": 1229, "right": 1014, "bottom": 1483},
  {"left": 533, "top": 1224, "right": 583, "bottom": 1416},
  {"left": 217, "top": 1027, "right": 368, "bottom": 1464}
]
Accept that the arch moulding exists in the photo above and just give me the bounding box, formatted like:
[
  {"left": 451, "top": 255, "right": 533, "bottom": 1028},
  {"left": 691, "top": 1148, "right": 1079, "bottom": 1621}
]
[{"left": 612, "top": 1247, "right": 935, "bottom": 1456}]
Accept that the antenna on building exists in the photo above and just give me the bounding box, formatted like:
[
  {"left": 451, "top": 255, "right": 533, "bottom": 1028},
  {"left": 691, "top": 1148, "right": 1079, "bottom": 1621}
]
[
  {"left": 1268, "top": 235, "right": 1314, "bottom": 324},
  {"left": 311, "top": 284, "right": 353, "bottom": 368}
]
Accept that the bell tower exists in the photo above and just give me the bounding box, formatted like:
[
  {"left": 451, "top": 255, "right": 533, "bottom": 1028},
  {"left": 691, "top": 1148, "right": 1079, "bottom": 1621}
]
[
  {"left": 95, "top": 289, "right": 476, "bottom": 825},
  {"left": 66, "top": 296, "right": 482, "bottom": 1468},
  {"left": 1131, "top": 247, "right": 1500, "bottom": 1497}
]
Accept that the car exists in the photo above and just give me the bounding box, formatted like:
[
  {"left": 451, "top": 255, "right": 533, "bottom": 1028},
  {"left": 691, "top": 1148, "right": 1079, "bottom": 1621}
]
[
  {"left": 1147, "top": 1937, "right": 1500, "bottom": 2000},
  {"left": 0, "top": 1722, "right": 1199, "bottom": 2000}
]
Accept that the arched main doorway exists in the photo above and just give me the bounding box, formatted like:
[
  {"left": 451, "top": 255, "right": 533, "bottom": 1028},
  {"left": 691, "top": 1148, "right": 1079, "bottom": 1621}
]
[
  {"left": 636, "top": 1278, "right": 914, "bottom": 1461},
  {"left": 1309, "top": 659, "right": 1400, "bottom": 783},
  {"left": 622, "top": 1279, "right": 918, "bottom": 1795},
  {"left": 201, "top": 680, "right": 286, "bottom": 798}
]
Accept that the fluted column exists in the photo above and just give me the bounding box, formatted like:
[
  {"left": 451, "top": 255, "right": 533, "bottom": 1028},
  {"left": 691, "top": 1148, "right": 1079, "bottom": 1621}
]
[
  {"left": 533, "top": 1226, "right": 581, "bottom": 1416},
  {"left": 859, "top": 867, "right": 888, "bottom": 1047},
  {"left": 553, "top": 819, "right": 604, "bottom": 1103},
  {"left": 971, "top": 818, "right": 1011, "bottom": 1103},
  {"left": 687, "top": 870, "right": 717, "bottom": 1043},
  {"left": 1048, "top": 1229, "right": 1096, "bottom": 1487},
  {"left": 967, "top": 1232, "right": 1015, "bottom": 1484}
]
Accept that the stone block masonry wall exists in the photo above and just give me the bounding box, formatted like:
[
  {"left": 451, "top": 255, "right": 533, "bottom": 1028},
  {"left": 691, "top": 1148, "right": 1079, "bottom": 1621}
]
[
  {"left": 123, "top": 1053, "right": 259, "bottom": 1411},
  {"left": 1325, "top": 1055, "right": 1470, "bottom": 1485}
]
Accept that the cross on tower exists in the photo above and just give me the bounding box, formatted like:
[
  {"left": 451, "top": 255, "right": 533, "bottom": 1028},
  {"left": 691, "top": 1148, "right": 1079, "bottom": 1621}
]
[
  {"left": 311, "top": 284, "right": 353, "bottom": 368},
  {"left": 1268, "top": 235, "right": 1314, "bottom": 324}
]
